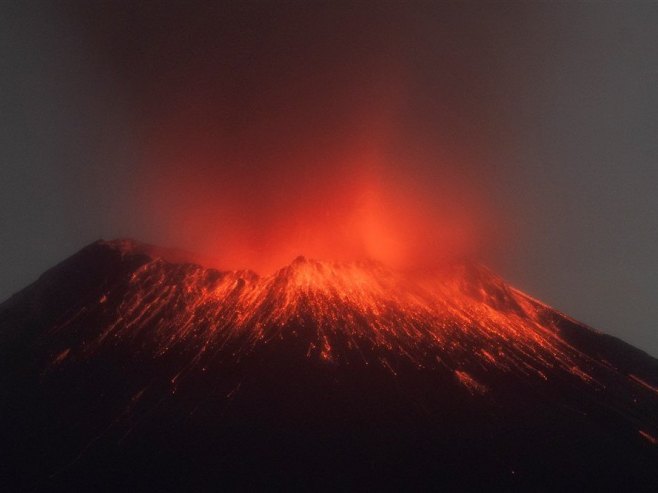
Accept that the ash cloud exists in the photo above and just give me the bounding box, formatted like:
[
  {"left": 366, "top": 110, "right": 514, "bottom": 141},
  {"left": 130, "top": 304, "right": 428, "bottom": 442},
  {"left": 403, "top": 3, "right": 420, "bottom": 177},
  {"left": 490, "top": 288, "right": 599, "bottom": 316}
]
[{"left": 70, "top": 2, "right": 515, "bottom": 271}]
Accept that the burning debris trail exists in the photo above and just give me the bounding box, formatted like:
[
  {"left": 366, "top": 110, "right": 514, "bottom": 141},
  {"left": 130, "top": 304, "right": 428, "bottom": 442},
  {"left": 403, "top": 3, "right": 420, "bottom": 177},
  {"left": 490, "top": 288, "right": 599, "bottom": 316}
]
[{"left": 1, "top": 239, "right": 657, "bottom": 491}]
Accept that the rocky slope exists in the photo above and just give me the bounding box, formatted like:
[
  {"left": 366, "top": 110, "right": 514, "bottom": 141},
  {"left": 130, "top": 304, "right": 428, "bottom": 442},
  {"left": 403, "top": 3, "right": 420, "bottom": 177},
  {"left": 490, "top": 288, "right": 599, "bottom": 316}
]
[{"left": 1, "top": 239, "right": 657, "bottom": 491}]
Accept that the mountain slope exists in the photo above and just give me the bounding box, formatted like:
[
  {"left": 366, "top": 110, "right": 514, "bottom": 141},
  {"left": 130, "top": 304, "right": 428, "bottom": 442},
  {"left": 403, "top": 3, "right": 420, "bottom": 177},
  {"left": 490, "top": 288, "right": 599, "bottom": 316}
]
[{"left": 1, "top": 239, "right": 657, "bottom": 491}]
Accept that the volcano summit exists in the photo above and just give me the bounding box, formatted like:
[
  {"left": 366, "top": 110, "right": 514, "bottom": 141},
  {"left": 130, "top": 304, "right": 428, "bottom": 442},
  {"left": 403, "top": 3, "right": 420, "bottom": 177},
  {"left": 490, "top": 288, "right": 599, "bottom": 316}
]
[{"left": 1, "top": 239, "right": 657, "bottom": 491}]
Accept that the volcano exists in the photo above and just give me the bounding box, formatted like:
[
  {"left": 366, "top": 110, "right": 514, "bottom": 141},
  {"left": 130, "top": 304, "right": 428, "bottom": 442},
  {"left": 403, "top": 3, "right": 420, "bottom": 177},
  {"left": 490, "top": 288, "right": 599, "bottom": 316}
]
[{"left": 1, "top": 239, "right": 657, "bottom": 491}]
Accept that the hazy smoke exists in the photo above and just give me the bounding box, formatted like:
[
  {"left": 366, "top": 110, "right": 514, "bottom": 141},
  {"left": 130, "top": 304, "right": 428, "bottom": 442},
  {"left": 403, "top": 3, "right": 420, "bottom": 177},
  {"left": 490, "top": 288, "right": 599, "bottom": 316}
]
[{"left": 74, "top": 2, "right": 505, "bottom": 272}]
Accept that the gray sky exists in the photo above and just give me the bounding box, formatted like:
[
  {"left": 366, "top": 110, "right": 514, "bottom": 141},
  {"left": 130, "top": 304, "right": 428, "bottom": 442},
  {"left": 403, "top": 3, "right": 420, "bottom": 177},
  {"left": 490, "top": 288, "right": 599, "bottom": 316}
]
[{"left": 1, "top": 2, "right": 657, "bottom": 356}]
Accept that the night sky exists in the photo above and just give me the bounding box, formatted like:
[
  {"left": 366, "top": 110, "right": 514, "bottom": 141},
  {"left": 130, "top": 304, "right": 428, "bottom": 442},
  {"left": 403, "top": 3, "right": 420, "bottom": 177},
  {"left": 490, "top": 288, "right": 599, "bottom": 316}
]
[{"left": 1, "top": 1, "right": 657, "bottom": 356}]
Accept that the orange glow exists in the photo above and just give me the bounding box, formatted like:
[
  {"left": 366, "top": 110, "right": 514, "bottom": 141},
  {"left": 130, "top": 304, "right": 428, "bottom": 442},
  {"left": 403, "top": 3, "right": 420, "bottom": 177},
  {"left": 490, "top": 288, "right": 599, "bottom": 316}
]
[
  {"left": 629, "top": 374, "right": 658, "bottom": 395},
  {"left": 129, "top": 49, "right": 496, "bottom": 274},
  {"left": 134, "top": 141, "right": 490, "bottom": 274},
  {"left": 51, "top": 241, "right": 630, "bottom": 397}
]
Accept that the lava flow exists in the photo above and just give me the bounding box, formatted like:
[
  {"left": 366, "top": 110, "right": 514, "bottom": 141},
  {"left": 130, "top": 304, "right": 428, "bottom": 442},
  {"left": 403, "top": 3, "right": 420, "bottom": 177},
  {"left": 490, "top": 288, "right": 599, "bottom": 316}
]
[
  {"left": 41, "top": 239, "right": 656, "bottom": 401},
  {"left": 2, "top": 238, "right": 658, "bottom": 491}
]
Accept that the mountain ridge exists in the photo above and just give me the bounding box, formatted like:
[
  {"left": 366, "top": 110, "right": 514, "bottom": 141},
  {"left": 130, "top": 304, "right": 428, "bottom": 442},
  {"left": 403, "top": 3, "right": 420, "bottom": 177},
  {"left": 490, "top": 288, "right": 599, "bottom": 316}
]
[{"left": 1, "top": 238, "right": 657, "bottom": 491}]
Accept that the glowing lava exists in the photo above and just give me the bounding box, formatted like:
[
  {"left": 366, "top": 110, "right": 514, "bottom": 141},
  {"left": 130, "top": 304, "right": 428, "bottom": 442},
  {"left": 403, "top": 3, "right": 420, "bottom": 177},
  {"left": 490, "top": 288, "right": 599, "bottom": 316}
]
[
  {"left": 5, "top": 239, "right": 658, "bottom": 490},
  {"left": 47, "top": 240, "right": 653, "bottom": 407}
]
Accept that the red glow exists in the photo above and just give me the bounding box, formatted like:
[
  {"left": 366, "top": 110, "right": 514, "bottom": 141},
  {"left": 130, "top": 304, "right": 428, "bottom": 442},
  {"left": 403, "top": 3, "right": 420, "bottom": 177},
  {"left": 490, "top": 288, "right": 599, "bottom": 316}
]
[
  {"left": 52, "top": 244, "right": 624, "bottom": 395},
  {"left": 126, "top": 37, "right": 496, "bottom": 274},
  {"left": 136, "top": 138, "right": 490, "bottom": 273}
]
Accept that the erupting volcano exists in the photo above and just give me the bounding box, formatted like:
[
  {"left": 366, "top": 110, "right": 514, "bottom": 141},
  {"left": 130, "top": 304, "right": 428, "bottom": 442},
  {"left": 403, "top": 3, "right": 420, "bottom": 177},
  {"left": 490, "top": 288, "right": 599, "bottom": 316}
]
[{"left": 2, "top": 239, "right": 658, "bottom": 491}]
